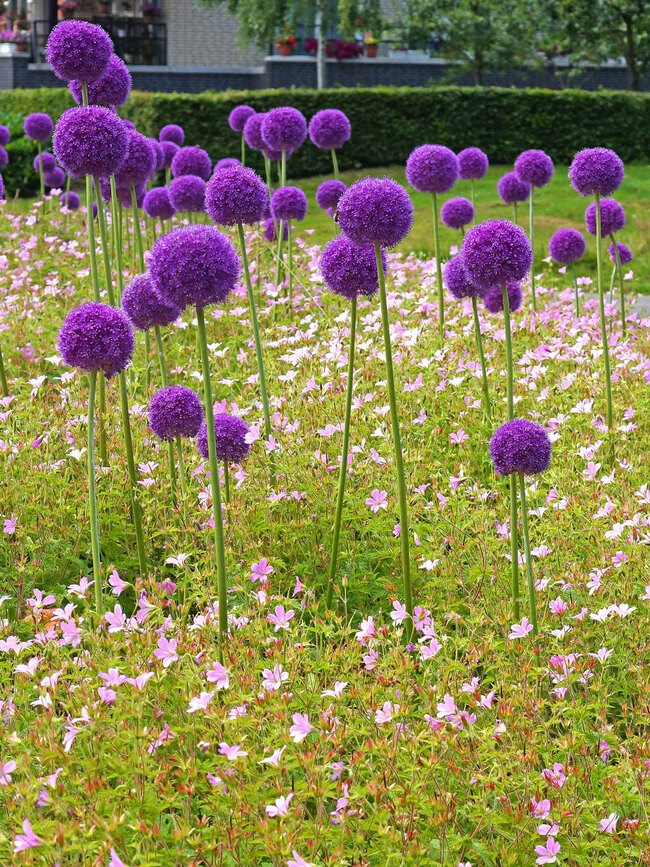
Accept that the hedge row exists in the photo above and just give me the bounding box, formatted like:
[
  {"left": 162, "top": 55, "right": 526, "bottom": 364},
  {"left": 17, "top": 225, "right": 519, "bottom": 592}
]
[{"left": 1, "top": 85, "right": 650, "bottom": 196}]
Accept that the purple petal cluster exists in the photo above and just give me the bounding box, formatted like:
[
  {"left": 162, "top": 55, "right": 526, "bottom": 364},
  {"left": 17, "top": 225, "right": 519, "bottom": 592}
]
[
  {"left": 34, "top": 152, "right": 56, "bottom": 173},
  {"left": 497, "top": 172, "right": 530, "bottom": 205},
  {"left": 150, "top": 386, "right": 204, "bottom": 441},
  {"left": 308, "top": 109, "right": 351, "bottom": 150},
  {"left": 171, "top": 146, "right": 212, "bottom": 181},
  {"left": 143, "top": 187, "right": 175, "bottom": 220},
  {"left": 44, "top": 167, "right": 66, "bottom": 188},
  {"left": 122, "top": 273, "right": 180, "bottom": 331},
  {"left": 149, "top": 139, "right": 164, "bottom": 173},
  {"left": 0, "top": 126, "right": 10, "bottom": 146},
  {"left": 169, "top": 175, "right": 206, "bottom": 214},
  {"left": 585, "top": 198, "right": 625, "bottom": 237},
  {"left": 261, "top": 107, "right": 307, "bottom": 152},
  {"left": 159, "top": 124, "right": 184, "bottom": 146},
  {"left": 197, "top": 413, "right": 251, "bottom": 464},
  {"left": 440, "top": 196, "right": 474, "bottom": 230},
  {"left": 115, "top": 129, "right": 156, "bottom": 186},
  {"left": 320, "top": 235, "right": 384, "bottom": 300},
  {"left": 316, "top": 179, "right": 346, "bottom": 211},
  {"left": 205, "top": 165, "right": 269, "bottom": 226},
  {"left": 338, "top": 177, "right": 413, "bottom": 248},
  {"left": 58, "top": 302, "right": 134, "bottom": 378},
  {"left": 243, "top": 113, "right": 265, "bottom": 151},
  {"left": 406, "top": 144, "right": 458, "bottom": 194},
  {"left": 457, "top": 147, "right": 488, "bottom": 180},
  {"left": 160, "top": 140, "right": 179, "bottom": 168},
  {"left": 569, "top": 148, "right": 624, "bottom": 196},
  {"left": 46, "top": 20, "right": 113, "bottom": 84},
  {"left": 489, "top": 419, "right": 552, "bottom": 476},
  {"left": 483, "top": 282, "right": 523, "bottom": 314},
  {"left": 24, "top": 113, "right": 53, "bottom": 142},
  {"left": 270, "top": 186, "right": 308, "bottom": 222},
  {"left": 55, "top": 107, "right": 126, "bottom": 181},
  {"left": 461, "top": 219, "right": 532, "bottom": 290},
  {"left": 229, "top": 105, "right": 255, "bottom": 133},
  {"left": 0, "top": 149, "right": 6, "bottom": 170},
  {"left": 214, "top": 158, "right": 241, "bottom": 172},
  {"left": 514, "top": 149, "right": 554, "bottom": 188},
  {"left": 70, "top": 54, "right": 131, "bottom": 107},
  {"left": 443, "top": 255, "right": 484, "bottom": 300},
  {"left": 262, "top": 218, "right": 289, "bottom": 243},
  {"left": 548, "top": 228, "right": 586, "bottom": 264},
  {"left": 608, "top": 241, "right": 633, "bottom": 264},
  {"left": 60, "top": 191, "right": 81, "bottom": 210}
]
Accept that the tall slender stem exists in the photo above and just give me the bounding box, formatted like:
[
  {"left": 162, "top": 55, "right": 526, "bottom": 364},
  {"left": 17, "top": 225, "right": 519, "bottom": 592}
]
[
  {"left": 502, "top": 286, "right": 514, "bottom": 420},
  {"left": 281, "top": 148, "right": 286, "bottom": 187},
  {"left": 375, "top": 242, "right": 414, "bottom": 641},
  {"left": 118, "top": 371, "right": 147, "bottom": 577},
  {"left": 470, "top": 178, "right": 475, "bottom": 213},
  {"left": 176, "top": 436, "right": 188, "bottom": 498},
  {"left": 513, "top": 202, "right": 518, "bottom": 225},
  {"left": 87, "top": 369, "right": 102, "bottom": 614},
  {"left": 331, "top": 148, "right": 339, "bottom": 181},
  {"left": 518, "top": 472, "right": 538, "bottom": 635},
  {"left": 223, "top": 462, "right": 230, "bottom": 503},
  {"left": 241, "top": 133, "right": 246, "bottom": 167},
  {"left": 93, "top": 177, "right": 113, "bottom": 294},
  {"left": 275, "top": 227, "right": 284, "bottom": 287},
  {"left": 154, "top": 324, "right": 177, "bottom": 498},
  {"left": 471, "top": 296, "right": 491, "bottom": 422},
  {"left": 326, "top": 294, "right": 357, "bottom": 610},
  {"left": 594, "top": 193, "right": 613, "bottom": 433},
  {"left": 36, "top": 142, "right": 45, "bottom": 205},
  {"left": 529, "top": 188, "right": 537, "bottom": 310},
  {"left": 611, "top": 233, "right": 626, "bottom": 335},
  {"left": 85, "top": 176, "right": 107, "bottom": 464},
  {"left": 0, "top": 345, "right": 8, "bottom": 397},
  {"left": 502, "top": 284, "right": 519, "bottom": 620},
  {"left": 432, "top": 192, "right": 444, "bottom": 337},
  {"left": 572, "top": 264, "right": 580, "bottom": 317},
  {"left": 287, "top": 219, "right": 293, "bottom": 316}
]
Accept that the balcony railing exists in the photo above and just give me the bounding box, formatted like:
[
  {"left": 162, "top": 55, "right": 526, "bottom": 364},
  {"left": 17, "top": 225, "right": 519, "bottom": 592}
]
[{"left": 30, "top": 17, "right": 166, "bottom": 66}]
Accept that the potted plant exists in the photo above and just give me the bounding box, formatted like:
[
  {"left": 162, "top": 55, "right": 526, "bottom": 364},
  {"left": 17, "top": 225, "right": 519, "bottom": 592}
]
[
  {"left": 276, "top": 23, "right": 296, "bottom": 57},
  {"left": 364, "top": 34, "right": 379, "bottom": 57},
  {"left": 12, "top": 30, "right": 28, "bottom": 52},
  {"left": 59, "top": 1, "right": 77, "bottom": 19},
  {"left": 139, "top": 2, "right": 159, "bottom": 23}
]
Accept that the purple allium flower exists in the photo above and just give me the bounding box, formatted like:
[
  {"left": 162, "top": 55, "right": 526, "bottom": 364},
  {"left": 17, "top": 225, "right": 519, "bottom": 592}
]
[
  {"left": 149, "top": 386, "right": 204, "bottom": 441},
  {"left": 60, "top": 190, "right": 81, "bottom": 210},
  {"left": 489, "top": 418, "right": 552, "bottom": 476},
  {"left": 115, "top": 129, "right": 156, "bottom": 186},
  {"left": 46, "top": 20, "right": 113, "bottom": 84},
  {"left": 585, "top": 198, "right": 625, "bottom": 237},
  {"left": 118, "top": 182, "right": 146, "bottom": 209},
  {"left": 461, "top": 219, "right": 532, "bottom": 291},
  {"left": 160, "top": 140, "right": 179, "bottom": 169},
  {"left": 406, "top": 144, "right": 458, "bottom": 194},
  {"left": 229, "top": 105, "right": 255, "bottom": 133},
  {"left": 243, "top": 113, "right": 265, "bottom": 151},
  {"left": 316, "top": 179, "right": 346, "bottom": 211},
  {"left": 122, "top": 273, "right": 180, "bottom": 330},
  {"left": 58, "top": 302, "right": 134, "bottom": 378},
  {"left": 483, "top": 281, "right": 523, "bottom": 314},
  {"left": 308, "top": 109, "right": 351, "bottom": 150},
  {"left": 264, "top": 145, "right": 285, "bottom": 163},
  {"left": 569, "top": 147, "right": 624, "bottom": 197},
  {"left": 0, "top": 148, "right": 6, "bottom": 171},
  {"left": 53, "top": 106, "right": 128, "bottom": 178},
  {"left": 338, "top": 177, "right": 413, "bottom": 248},
  {"left": 24, "top": 113, "right": 53, "bottom": 142},
  {"left": 44, "top": 167, "right": 66, "bottom": 188},
  {"left": 270, "top": 186, "right": 307, "bottom": 222},
  {"left": 0, "top": 125, "right": 10, "bottom": 147},
  {"left": 457, "top": 147, "right": 489, "bottom": 180},
  {"left": 123, "top": 119, "right": 136, "bottom": 131},
  {"left": 214, "top": 157, "right": 241, "bottom": 172},
  {"left": 261, "top": 107, "right": 307, "bottom": 152},
  {"left": 497, "top": 172, "right": 530, "bottom": 205},
  {"left": 149, "top": 225, "right": 240, "bottom": 310},
  {"left": 608, "top": 241, "right": 633, "bottom": 264},
  {"left": 514, "top": 149, "right": 554, "bottom": 188},
  {"left": 33, "top": 151, "right": 56, "bottom": 173},
  {"left": 171, "top": 146, "right": 211, "bottom": 181},
  {"left": 143, "top": 186, "right": 175, "bottom": 220},
  {"left": 70, "top": 54, "right": 131, "bottom": 107},
  {"left": 320, "top": 235, "right": 384, "bottom": 300},
  {"left": 197, "top": 413, "right": 251, "bottom": 464},
  {"left": 262, "top": 218, "right": 289, "bottom": 243},
  {"left": 440, "top": 196, "right": 474, "bottom": 230},
  {"left": 169, "top": 175, "right": 206, "bottom": 214},
  {"left": 159, "top": 124, "right": 184, "bottom": 146},
  {"left": 205, "top": 165, "right": 269, "bottom": 226},
  {"left": 149, "top": 139, "right": 164, "bottom": 173},
  {"left": 548, "top": 228, "right": 586, "bottom": 264},
  {"left": 443, "top": 255, "right": 484, "bottom": 300}
]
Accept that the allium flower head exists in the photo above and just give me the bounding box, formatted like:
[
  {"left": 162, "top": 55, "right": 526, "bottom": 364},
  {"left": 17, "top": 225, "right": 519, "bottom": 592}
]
[
  {"left": 214, "top": 157, "right": 240, "bottom": 172},
  {"left": 169, "top": 174, "right": 206, "bottom": 214},
  {"left": 60, "top": 190, "right": 81, "bottom": 210},
  {"left": 569, "top": 147, "right": 624, "bottom": 196},
  {"left": 406, "top": 144, "right": 458, "bottom": 194},
  {"left": 44, "top": 167, "right": 66, "bottom": 188},
  {"left": 0, "top": 125, "right": 10, "bottom": 147},
  {"left": 608, "top": 241, "right": 632, "bottom": 264},
  {"left": 143, "top": 187, "right": 175, "bottom": 220},
  {"left": 585, "top": 198, "right": 625, "bottom": 237},
  {"left": 483, "top": 281, "right": 523, "bottom": 314},
  {"left": 497, "top": 171, "right": 530, "bottom": 205},
  {"left": 198, "top": 413, "right": 251, "bottom": 464},
  {"left": 54, "top": 106, "right": 128, "bottom": 178},
  {"left": 115, "top": 128, "right": 156, "bottom": 186},
  {"left": 338, "top": 176, "right": 413, "bottom": 247},
  {"left": 58, "top": 302, "right": 134, "bottom": 378},
  {"left": 46, "top": 20, "right": 113, "bottom": 83},
  {"left": 308, "top": 109, "right": 351, "bottom": 150},
  {"left": 243, "top": 113, "right": 265, "bottom": 150},
  {"left": 320, "top": 235, "right": 384, "bottom": 300},
  {"left": 440, "top": 196, "right": 474, "bottom": 230},
  {"left": 70, "top": 54, "right": 131, "bottom": 106},
  {"left": 160, "top": 140, "right": 179, "bottom": 168},
  {"left": 548, "top": 228, "right": 586, "bottom": 264},
  {"left": 149, "top": 386, "right": 204, "bottom": 441},
  {"left": 122, "top": 273, "right": 180, "bottom": 330},
  {"left": 0, "top": 148, "right": 6, "bottom": 171},
  {"left": 24, "top": 113, "right": 53, "bottom": 142},
  {"left": 149, "top": 138, "right": 164, "bottom": 173},
  {"left": 443, "top": 255, "right": 484, "bottom": 300},
  {"left": 205, "top": 165, "right": 269, "bottom": 226},
  {"left": 514, "top": 149, "right": 554, "bottom": 187},
  {"left": 270, "top": 186, "right": 308, "bottom": 222},
  {"left": 489, "top": 419, "right": 552, "bottom": 476},
  {"left": 457, "top": 147, "right": 488, "bottom": 180},
  {"left": 171, "top": 145, "right": 212, "bottom": 181},
  {"left": 149, "top": 225, "right": 240, "bottom": 310},
  {"left": 461, "top": 219, "right": 532, "bottom": 290},
  {"left": 159, "top": 124, "right": 184, "bottom": 146},
  {"left": 229, "top": 105, "right": 255, "bottom": 132},
  {"left": 263, "top": 218, "right": 289, "bottom": 243},
  {"left": 34, "top": 151, "right": 56, "bottom": 173},
  {"left": 316, "top": 179, "right": 346, "bottom": 211},
  {"left": 261, "top": 107, "right": 307, "bottom": 152}
]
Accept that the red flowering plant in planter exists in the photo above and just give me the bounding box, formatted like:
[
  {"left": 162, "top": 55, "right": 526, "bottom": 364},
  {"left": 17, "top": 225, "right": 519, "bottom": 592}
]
[{"left": 303, "top": 38, "right": 363, "bottom": 61}]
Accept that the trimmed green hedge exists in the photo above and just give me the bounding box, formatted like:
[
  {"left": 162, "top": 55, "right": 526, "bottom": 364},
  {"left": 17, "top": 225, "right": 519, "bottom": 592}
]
[{"left": 1, "top": 85, "right": 650, "bottom": 196}]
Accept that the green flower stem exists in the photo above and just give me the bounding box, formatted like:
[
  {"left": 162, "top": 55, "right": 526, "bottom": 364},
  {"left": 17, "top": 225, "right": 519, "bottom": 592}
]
[
  {"left": 502, "top": 286, "right": 514, "bottom": 419},
  {"left": 431, "top": 192, "right": 444, "bottom": 338},
  {"left": 325, "top": 294, "right": 357, "bottom": 611},
  {"left": 241, "top": 133, "right": 246, "bottom": 166},
  {"left": 93, "top": 177, "right": 113, "bottom": 293},
  {"left": 85, "top": 176, "right": 108, "bottom": 464},
  {"left": 65, "top": 173, "right": 71, "bottom": 208},
  {"left": 518, "top": 471, "right": 538, "bottom": 635},
  {"left": 502, "top": 283, "right": 519, "bottom": 620},
  {"left": 288, "top": 219, "right": 294, "bottom": 316},
  {"left": 331, "top": 148, "right": 339, "bottom": 181},
  {"left": 281, "top": 148, "right": 287, "bottom": 187},
  {"left": 153, "top": 324, "right": 177, "bottom": 499},
  {"left": 0, "top": 345, "right": 8, "bottom": 397},
  {"left": 594, "top": 193, "right": 613, "bottom": 433},
  {"left": 176, "top": 436, "right": 188, "bottom": 498},
  {"left": 513, "top": 202, "right": 518, "bottom": 225},
  {"left": 611, "top": 233, "right": 626, "bottom": 335},
  {"left": 165, "top": 167, "right": 171, "bottom": 186},
  {"left": 275, "top": 228, "right": 284, "bottom": 288},
  {"left": 529, "top": 188, "right": 537, "bottom": 310},
  {"left": 130, "top": 185, "right": 151, "bottom": 389},
  {"left": 375, "top": 242, "right": 414, "bottom": 641},
  {"left": 36, "top": 142, "right": 45, "bottom": 205},
  {"left": 223, "top": 462, "right": 230, "bottom": 503},
  {"left": 471, "top": 296, "right": 491, "bottom": 422},
  {"left": 109, "top": 177, "right": 125, "bottom": 299},
  {"left": 196, "top": 305, "right": 228, "bottom": 649},
  {"left": 572, "top": 264, "right": 580, "bottom": 317},
  {"left": 608, "top": 266, "right": 616, "bottom": 307},
  {"left": 470, "top": 178, "right": 475, "bottom": 212},
  {"left": 87, "top": 369, "right": 102, "bottom": 614}
]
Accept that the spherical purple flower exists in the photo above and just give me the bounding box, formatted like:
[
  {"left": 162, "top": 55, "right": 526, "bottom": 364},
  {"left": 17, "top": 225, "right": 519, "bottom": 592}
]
[
  {"left": 149, "top": 386, "right": 204, "bottom": 441},
  {"left": 0, "top": 126, "right": 10, "bottom": 147},
  {"left": 608, "top": 241, "right": 633, "bottom": 265},
  {"left": 143, "top": 186, "right": 175, "bottom": 220},
  {"left": 53, "top": 106, "right": 128, "bottom": 178},
  {"left": 169, "top": 175, "right": 206, "bottom": 214},
  {"left": 149, "top": 225, "right": 240, "bottom": 310},
  {"left": 585, "top": 198, "right": 625, "bottom": 238},
  {"left": 569, "top": 148, "right": 624, "bottom": 197},
  {"left": 514, "top": 150, "right": 554, "bottom": 188},
  {"left": 243, "top": 113, "right": 265, "bottom": 151},
  {"left": 122, "top": 273, "right": 180, "bottom": 331},
  {"left": 70, "top": 54, "right": 131, "bottom": 107},
  {"left": 214, "top": 157, "right": 241, "bottom": 172},
  {"left": 171, "top": 146, "right": 211, "bottom": 181},
  {"left": 316, "top": 179, "right": 346, "bottom": 212},
  {"left": 160, "top": 140, "right": 179, "bottom": 169},
  {"left": 149, "top": 139, "right": 164, "bottom": 174},
  {"left": 0, "top": 148, "right": 8, "bottom": 170},
  {"left": 457, "top": 147, "right": 488, "bottom": 181},
  {"left": 440, "top": 196, "right": 474, "bottom": 230},
  {"left": 115, "top": 129, "right": 156, "bottom": 186},
  {"left": 46, "top": 20, "right": 113, "bottom": 84},
  {"left": 497, "top": 172, "right": 530, "bottom": 205},
  {"left": 34, "top": 151, "right": 56, "bottom": 173},
  {"left": 406, "top": 144, "right": 458, "bottom": 194},
  {"left": 205, "top": 165, "right": 269, "bottom": 226},
  {"left": 58, "top": 302, "right": 134, "bottom": 378},
  {"left": 461, "top": 219, "right": 532, "bottom": 291},
  {"left": 264, "top": 146, "right": 285, "bottom": 163},
  {"left": 24, "top": 113, "right": 53, "bottom": 142},
  {"left": 60, "top": 191, "right": 81, "bottom": 210},
  {"left": 261, "top": 107, "right": 307, "bottom": 153},
  {"left": 44, "top": 167, "right": 66, "bottom": 188},
  {"left": 122, "top": 120, "right": 135, "bottom": 131},
  {"left": 443, "top": 255, "right": 484, "bottom": 300},
  {"left": 229, "top": 105, "right": 255, "bottom": 133},
  {"left": 197, "top": 413, "right": 251, "bottom": 464},
  {"left": 489, "top": 419, "right": 552, "bottom": 476},
  {"left": 320, "top": 235, "right": 384, "bottom": 300},
  {"left": 118, "top": 182, "right": 146, "bottom": 209},
  {"left": 270, "top": 186, "right": 307, "bottom": 223},
  {"left": 159, "top": 124, "right": 184, "bottom": 146},
  {"left": 262, "top": 218, "right": 289, "bottom": 243},
  {"left": 548, "top": 228, "right": 586, "bottom": 265},
  {"left": 483, "top": 281, "right": 523, "bottom": 314},
  {"left": 308, "top": 109, "right": 351, "bottom": 150},
  {"left": 338, "top": 177, "right": 413, "bottom": 248}
]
